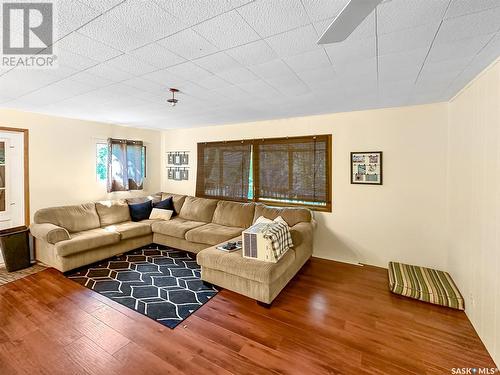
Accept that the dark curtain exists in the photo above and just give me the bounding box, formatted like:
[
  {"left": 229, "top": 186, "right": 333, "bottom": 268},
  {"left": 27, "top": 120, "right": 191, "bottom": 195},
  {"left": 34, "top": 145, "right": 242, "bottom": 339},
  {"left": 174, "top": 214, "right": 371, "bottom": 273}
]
[{"left": 107, "top": 138, "right": 144, "bottom": 192}]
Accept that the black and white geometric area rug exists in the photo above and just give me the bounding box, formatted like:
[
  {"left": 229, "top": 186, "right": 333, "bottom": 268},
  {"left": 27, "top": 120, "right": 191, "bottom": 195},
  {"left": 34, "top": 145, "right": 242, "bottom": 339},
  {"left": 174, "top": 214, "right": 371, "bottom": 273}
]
[{"left": 66, "top": 245, "right": 218, "bottom": 328}]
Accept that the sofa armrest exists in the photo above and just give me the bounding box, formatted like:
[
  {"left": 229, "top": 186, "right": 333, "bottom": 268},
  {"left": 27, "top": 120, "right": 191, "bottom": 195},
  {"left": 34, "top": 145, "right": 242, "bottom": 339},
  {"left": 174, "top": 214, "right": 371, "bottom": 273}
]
[
  {"left": 30, "top": 223, "right": 70, "bottom": 244},
  {"left": 289, "top": 222, "right": 313, "bottom": 250}
]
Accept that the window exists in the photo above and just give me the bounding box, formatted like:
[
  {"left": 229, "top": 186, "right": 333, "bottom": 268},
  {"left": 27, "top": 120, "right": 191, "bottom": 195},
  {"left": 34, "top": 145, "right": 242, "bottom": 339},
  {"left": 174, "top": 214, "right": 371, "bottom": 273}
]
[
  {"left": 95, "top": 139, "right": 147, "bottom": 191},
  {"left": 196, "top": 135, "right": 332, "bottom": 211},
  {"left": 196, "top": 141, "right": 252, "bottom": 202}
]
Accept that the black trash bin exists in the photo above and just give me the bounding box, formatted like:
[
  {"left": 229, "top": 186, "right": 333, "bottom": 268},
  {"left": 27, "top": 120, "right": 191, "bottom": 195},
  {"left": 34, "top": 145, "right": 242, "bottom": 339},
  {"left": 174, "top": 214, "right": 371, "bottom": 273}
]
[{"left": 0, "top": 226, "right": 31, "bottom": 272}]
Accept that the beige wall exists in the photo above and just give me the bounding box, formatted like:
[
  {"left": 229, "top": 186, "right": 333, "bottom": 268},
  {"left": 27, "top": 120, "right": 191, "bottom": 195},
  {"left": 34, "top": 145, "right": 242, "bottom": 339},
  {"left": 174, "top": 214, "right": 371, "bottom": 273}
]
[
  {"left": 161, "top": 102, "right": 449, "bottom": 269},
  {"left": 0, "top": 109, "right": 162, "bottom": 222},
  {"left": 447, "top": 60, "right": 500, "bottom": 367}
]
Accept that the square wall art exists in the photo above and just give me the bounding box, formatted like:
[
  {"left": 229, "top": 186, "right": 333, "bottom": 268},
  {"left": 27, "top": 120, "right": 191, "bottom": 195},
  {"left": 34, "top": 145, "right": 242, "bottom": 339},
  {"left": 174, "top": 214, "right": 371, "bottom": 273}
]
[{"left": 351, "top": 151, "right": 382, "bottom": 185}]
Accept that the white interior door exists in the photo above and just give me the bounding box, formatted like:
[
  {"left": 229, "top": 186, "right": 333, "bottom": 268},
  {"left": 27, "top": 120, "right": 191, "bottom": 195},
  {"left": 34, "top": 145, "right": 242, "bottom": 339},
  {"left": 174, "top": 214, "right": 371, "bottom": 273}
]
[
  {"left": 0, "top": 138, "right": 10, "bottom": 227},
  {"left": 0, "top": 131, "right": 25, "bottom": 265}
]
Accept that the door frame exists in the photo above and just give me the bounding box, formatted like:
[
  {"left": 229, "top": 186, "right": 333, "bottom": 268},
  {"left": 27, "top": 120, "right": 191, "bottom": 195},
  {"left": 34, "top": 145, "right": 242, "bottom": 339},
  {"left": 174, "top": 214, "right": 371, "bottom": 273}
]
[{"left": 0, "top": 127, "right": 30, "bottom": 227}]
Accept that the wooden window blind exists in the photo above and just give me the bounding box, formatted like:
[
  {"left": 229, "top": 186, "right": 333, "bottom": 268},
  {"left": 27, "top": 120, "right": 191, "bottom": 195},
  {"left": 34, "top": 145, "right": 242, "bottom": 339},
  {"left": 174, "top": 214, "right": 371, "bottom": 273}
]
[
  {"left": 196, "top": 140, "right": 252, "bottom": 201},
  {"left": 254, "top": 135, "right": 331, "bottom": 210},
  {"left": 196, "top": 135, "right": 331, "bottom": 211}
]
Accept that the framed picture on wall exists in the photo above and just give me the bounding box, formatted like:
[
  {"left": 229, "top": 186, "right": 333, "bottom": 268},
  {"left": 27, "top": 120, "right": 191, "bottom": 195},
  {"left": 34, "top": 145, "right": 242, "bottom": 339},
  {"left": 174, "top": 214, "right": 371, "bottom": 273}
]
[{"left": 351, "top": 151, "right": 383, "bottom": 185}]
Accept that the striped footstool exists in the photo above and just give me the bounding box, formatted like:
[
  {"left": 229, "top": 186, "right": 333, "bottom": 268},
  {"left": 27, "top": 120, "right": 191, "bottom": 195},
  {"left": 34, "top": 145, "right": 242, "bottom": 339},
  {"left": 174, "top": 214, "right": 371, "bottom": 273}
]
[{"left": 388, "top": 262, "right": 465, "bottom": 310}]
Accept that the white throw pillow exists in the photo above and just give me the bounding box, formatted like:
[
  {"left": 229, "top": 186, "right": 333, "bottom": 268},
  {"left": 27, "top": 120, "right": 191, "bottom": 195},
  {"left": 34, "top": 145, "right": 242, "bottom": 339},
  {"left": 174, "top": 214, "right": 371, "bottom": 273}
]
[
  {"left": 254, "top": 215, "right": 273, "bottom": 225},
  {"left": 149, "top": 208, "right": 173, "bottom": 221},
  {"left": 254, "top": 215, "right": 289, "bottom": 227}
]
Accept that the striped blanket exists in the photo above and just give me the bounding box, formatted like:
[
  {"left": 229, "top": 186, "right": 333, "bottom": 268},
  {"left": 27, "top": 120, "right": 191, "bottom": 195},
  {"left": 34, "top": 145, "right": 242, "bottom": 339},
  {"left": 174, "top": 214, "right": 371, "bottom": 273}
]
[{"left": 262, "top": 221, "right": 293, "bottom": 261}]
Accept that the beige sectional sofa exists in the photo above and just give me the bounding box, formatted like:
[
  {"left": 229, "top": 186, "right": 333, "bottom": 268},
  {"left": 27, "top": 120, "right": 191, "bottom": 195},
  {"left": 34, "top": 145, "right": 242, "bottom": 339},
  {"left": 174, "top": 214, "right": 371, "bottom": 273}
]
[{"left": 30, "top": 193, "right": 314, "bottom": 304}]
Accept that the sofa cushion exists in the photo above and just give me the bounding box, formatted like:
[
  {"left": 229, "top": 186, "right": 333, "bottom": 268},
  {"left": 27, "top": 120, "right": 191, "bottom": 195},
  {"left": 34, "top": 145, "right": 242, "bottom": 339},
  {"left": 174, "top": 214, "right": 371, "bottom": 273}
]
[
  {"left": 151, "top": 218, "right": 206, "bottom": 239},
  {"left": 253, "top": 204, "right": 311, "bottom": 227},
  {"left": 185, "top": 223, "right": 244, "bottom": 246},
  {"left": 161, "top": 193, "right": 187, "bottom": 214},
  {"left": 197, "top": 245, "right": 296, "bottom": 284},
  {"left": 178, "top": 196, "right": 218, "bottom": 223},
  {"left": 212, "top": 201, "right": 255, "bottom": 228},
  {"left": 126, "top": 193, "right": 162, "bottom": 205},
  {"left": 129, "top": 200, "right": 152, "bottom": 222},
  {"left": 153, "top": 197, "right": 176, "bottom": 216},
  {"left": 34, "top": 203, "right": 100, "bottom": 233},
  {"left": 55, "top": 228, "right": 121, "bottom": 257},
  {"left": 96, "top": 200, "right": 131, "bottom": 227},
  {"left": 104, "top": 221, "right": 152, "bottom": 240}
]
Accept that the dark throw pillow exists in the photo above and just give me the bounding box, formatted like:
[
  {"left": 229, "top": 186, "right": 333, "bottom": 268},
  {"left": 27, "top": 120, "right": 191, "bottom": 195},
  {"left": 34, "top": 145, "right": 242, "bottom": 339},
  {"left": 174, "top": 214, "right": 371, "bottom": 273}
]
[
  {"left": 128, "top": 200, "right": 152, "bottom": 222},
  {"left": 153, "top": 197, "right": 176, "bottom": 216}
]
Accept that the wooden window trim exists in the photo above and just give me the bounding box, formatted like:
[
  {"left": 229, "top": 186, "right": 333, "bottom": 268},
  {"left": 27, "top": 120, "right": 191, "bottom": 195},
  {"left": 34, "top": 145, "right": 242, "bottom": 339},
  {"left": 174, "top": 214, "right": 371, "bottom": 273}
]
[{"left": 197, "top": 135, "right": 332, "bottom": 212}]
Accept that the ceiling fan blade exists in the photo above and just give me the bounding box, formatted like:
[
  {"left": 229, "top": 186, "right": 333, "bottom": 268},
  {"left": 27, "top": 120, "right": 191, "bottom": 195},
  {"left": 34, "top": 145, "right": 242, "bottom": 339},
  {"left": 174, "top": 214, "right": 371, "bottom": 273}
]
[{"left": 317, "top": 0, "right": 383, "bottom": 44}]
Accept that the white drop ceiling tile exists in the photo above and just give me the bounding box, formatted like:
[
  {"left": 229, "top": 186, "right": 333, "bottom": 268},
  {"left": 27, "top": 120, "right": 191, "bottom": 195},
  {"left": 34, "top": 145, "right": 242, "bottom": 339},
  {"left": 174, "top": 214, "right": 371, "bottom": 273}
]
[
  {"left": 78, "top": 12, "right": 150, "bottom": 52},
  {"left": 265, "top": 75, "right": 310, "bottom": 96},
  {"left": 193, "top": 10, "right": 260, "bottom": 49},
  {"left": 225, "top": 40, "right": 278, "bottom": 66},
  {"left": 0, "top": 94, "right": 14, "bottom": 104},
  {"left": 56, "top": 32, "right": 122, "bottom": 62},
  {"left": 19, "top": 79, "right": 96, "bottom": 105},
  {"left": 248, "top": 59, "right": 295, "bottom": 79},
  {"left": 194, "top": 52, "right": 241, "bottom": 73},
  {"left": 129, "top": 44, "right": 185, "bottom": 69},
  {"left": 77, "top": 0, "right": 124, "bottom": 13},
  {"left": 168, "top": 62, "right": 213, "bottom": 81},
  {"left": 377, "top": 0, "right": 449, "bottom": 35},
  {"left": 196, "top": 75, "right": 232, "bottom": 90},
  {"left": 228, "top": 0, "right": 256, "bottom": 7},
  {"left": 436, "top": 7, "right": 500, "bottom": 45},
  {"left": 378, "top": 22, "right": 440, "bottom": 56},
  {"left": 67, "top": 71, "right": 114, "bottom": 89},
  {"left": 0, "top": 70, "right": 62, "bottom": 98},
  {"left": 335, "top": 57, "right": 377, "bottom": 79},
  {"left": 296, "top": 65, "right": 337, "bottom": 85},
  {"left": 265, "top": 25, "right": 320, "bottom": 58},
  {"left": 121, "top": 77, "right": 166, "bottom": 94},
  {"left": 56, "top": 0, "right": 100, "bottom": 37},
  {"left": 57, "top": 49, "right": 100, "bottom": 71},
  {"left": 141, "top": 69, "right": 186, "bottom": 87},
  {"left": 417, "top": 70, "right": 460, "bottom": 88},
  {"left": 110, "top": 0, "right": 185, "bottom": 40},
  {"left": 378, "top": 49, "right": 427, "bottom": 83},
  {"left": 284, "top": 49, "right": 331, "bottom": 73},
  {"left": 237, "top": 0, "right": 309, "bottom": 37},
  {"left": 157, "top": 0, "right": 232, "bottom": 27},
  {"left": 104, "top": 54, "right": 157, "bottom": 76},
  {"left": 446, "top": 0, "right": 500, "bottom": 18},
  {"left": 84, "top": 63, "right": 131, "bottom": 82},
  {"left": 461, "top": 33, "right": 500, "bottom": 74},
  {"left": 238, "top": 79, "right": 282, "bottom": 97},
  {"left": 216, "top": 67, "right": 258, "bottom": 84},
  {"left": 210, "top": 85, "right": 254, "bottom": 100},
  {"left": 378, "top": 80, "right": 414, "bottom": 95},
  {"left": 301, "top": 0, "right": 350, "bottom": 22},
  {"left": 427, "top": 34, "right": 494, "bottom": 63},
  {"left": 420, "top": 57, "right": 473, "bottom": 77},
  {"left": 157, "top": 29, "right": 219, "bottom": 60},
  {"left": 326, "top": 37, "right": 376, "bottom": 67}
]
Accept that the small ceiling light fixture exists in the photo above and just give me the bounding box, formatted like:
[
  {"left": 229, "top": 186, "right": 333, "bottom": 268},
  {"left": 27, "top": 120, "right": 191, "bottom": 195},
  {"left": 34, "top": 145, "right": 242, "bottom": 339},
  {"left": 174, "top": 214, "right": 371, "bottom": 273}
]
[{"left": 167, "top": 88, "right": 179, "bottom": 106}]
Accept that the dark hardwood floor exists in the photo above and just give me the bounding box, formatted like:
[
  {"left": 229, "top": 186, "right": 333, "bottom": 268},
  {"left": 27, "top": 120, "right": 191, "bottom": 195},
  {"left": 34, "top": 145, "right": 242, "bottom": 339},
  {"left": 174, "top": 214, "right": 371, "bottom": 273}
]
[{"left": 0, "top": 258, "right": 496, "bottom": 374}]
